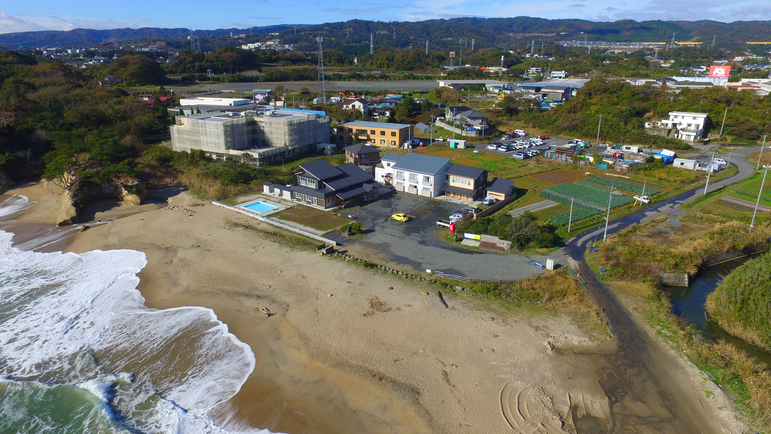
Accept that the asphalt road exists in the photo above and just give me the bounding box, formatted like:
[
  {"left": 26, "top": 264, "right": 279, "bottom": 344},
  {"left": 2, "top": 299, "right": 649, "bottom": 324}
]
[
  {"left": 561, "top": 146, "right": 759, "bottom": 433},
  {"left": 342, "top": 192, "right": 552, "bottom": 281}
]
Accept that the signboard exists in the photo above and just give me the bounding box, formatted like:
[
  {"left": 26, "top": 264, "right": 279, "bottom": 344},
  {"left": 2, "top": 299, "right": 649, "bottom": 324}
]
[
  {"left": 449, "top": 51, "right": 456, "bottom": 58},
  {"left": 708, "top": 65, "right": 731, "bottom": 78}
]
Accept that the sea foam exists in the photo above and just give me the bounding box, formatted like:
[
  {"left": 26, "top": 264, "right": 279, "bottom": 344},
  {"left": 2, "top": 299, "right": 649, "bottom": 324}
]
[{"left": 0, "top": 213, "right": 274, "bottom": 433}]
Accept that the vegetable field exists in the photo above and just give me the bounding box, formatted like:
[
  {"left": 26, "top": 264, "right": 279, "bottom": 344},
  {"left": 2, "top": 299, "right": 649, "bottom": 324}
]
[
  {"left": 545, "top": 183, "right": 635, "bottom": 208},
  {"left": 538, "top": 190, "right": 604, "bottom": 226},
  {"left": 585, "top": 176, "right": 660, "bottom": 195}
]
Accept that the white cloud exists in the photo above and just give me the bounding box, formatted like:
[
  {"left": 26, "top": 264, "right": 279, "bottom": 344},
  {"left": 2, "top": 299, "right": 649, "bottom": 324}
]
[{"left": 0, "top": 12, "right": 143, "bottom": 34}]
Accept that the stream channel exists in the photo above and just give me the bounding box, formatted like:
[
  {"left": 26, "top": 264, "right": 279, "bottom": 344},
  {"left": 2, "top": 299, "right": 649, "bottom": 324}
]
[{"left": 665, "top": 254, "right": 771, "bottom": 367}]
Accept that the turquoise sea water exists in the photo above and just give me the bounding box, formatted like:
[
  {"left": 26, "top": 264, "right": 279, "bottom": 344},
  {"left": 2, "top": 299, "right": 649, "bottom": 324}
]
[{"left": 0, "top": 195, "right": 272, "bottom": 434}]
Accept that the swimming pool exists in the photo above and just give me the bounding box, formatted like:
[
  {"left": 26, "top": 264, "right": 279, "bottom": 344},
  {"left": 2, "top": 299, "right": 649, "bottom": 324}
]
[{"left": 242, "top": 201, "right": 277, "bottom": 213}]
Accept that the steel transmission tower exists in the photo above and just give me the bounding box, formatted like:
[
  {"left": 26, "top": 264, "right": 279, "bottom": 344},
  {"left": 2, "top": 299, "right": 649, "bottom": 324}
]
[{"left": 317, "top": 37, "right": 326, "bottom": 104}]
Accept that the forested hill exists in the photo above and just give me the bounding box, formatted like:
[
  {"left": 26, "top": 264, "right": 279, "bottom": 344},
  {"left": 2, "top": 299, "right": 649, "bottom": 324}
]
[
  {"left": 0, "top": 25, "right": 295, "bottom": 49},
  {"left": 2, "top": 18, "right": 771, "bottom": 51}
]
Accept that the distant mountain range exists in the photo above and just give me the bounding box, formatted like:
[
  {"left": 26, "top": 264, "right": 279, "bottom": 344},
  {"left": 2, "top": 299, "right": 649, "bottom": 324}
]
[{"left": 1, "top": 18, "right": 770, "bottom": 51}]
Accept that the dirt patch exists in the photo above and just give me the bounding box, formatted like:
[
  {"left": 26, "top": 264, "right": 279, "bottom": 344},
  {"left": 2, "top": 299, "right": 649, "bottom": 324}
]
[
  {"left": 531, "top": 169, "right": 595, "bottom": 185},
  {"left": 363, "top": 296, "right": 395, "bottom": 317}
]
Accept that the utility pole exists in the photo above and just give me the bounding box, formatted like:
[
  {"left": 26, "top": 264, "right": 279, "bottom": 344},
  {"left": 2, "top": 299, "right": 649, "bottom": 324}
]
[
  {"left": 459, "top": 39, "right": 464, "bottom": 66},
  {"left": 750, "top": 164, "right": 769, "bottom": 233},
  {"left": 425, "top": 40, "right": 428, "bottom": 56},
  {"left": 317, "top": 37, "right": 326, "bottom": 104},
  {"left": 603, "top": 186, "right": 614, "bottom": 242},
  {"left": 541, "top": 41, "right": 544, "bottom": 57},
  {"left": 370, "top": 33, "right": 374, "bottom": 55},
  {"left": 711, "top": 34, "right": 716, "bottom": 48},
  {"left": 641, "top": 180, "right": 647, "bottom": 197},
  {"left": 596, "top": 114, "right": 602, "bottom": 144},
  {"left": 531, "top": 40, "right": 534, "bottom": 56},
  {"left": 472, "top": 38, "right": 475, "bottom": 51},
  {"left": 718, "top": 107, "right": 728, "bottom": 143},
  {"left": 704, "top": 154, "right": 715, "bottom": 195},
  {"left": 757, "top": 135, "right": 767, "bottom": 170},
  {"left": 568, "top": 197, "right": 574, "bottom": 232}
]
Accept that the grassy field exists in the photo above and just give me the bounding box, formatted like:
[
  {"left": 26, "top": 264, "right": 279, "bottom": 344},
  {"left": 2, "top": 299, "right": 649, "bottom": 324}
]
[{"left": 271, "top": 206, "right": 353, "bottom": 232}]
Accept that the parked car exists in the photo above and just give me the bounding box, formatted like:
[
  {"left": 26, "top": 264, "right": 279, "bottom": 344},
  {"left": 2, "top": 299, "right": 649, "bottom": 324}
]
[
  {"left": 492, "top": 141, "right": 504, "bottom": 147},
  {"left": 483, "top": 197, "right": 496, "bottom": 206},
  {"left": 634, "top": 195, "right": 652, "bottom": 204},
  {"left": 514, "top": 129, "right": 527, "bottom": 136},
  {"left": 512, "top": 152, "right": 528, "bottom": 160},
  {"left": 714, "top": 157, "right": 727, "bottom": 165},
  {"left": 486, "top": 144, "right": 498, "bottom": 150},
  {"left": 539, "top": 135, "right": 550, "bottom": 140},
  {"left": 391, "top": 213, "right": 410, "bottom": 222}
]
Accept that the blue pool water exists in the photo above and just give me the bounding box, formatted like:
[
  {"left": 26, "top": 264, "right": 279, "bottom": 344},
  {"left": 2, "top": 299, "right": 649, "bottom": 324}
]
[{"left": 242, "top": 201, "right": 277, "bottom": 213}]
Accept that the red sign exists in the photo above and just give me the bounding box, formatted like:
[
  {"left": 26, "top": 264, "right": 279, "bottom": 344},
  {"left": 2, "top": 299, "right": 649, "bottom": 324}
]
[{"left": 709, "top": 65, "right": 731, "bottom": 78}]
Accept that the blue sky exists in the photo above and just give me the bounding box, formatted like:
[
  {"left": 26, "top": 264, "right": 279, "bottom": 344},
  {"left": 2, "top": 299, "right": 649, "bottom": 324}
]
[{"left": 1, "top": 0, "right": 770, "bottom": 34}]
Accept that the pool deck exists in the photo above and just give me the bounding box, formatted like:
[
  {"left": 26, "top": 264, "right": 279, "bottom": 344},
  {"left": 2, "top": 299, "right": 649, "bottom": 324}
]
[{"left": 239, "top": 198, "right": 288, "bottom": 216}]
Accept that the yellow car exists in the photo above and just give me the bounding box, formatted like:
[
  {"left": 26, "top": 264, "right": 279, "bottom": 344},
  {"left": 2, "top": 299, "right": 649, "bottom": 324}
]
[{"left": 391, "top": 213, "right": 409, "bottom": 222}]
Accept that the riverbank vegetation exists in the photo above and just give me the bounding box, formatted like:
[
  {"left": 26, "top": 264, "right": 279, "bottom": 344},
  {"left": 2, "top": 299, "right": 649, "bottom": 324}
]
[
  {"left": 587, "top": 214, "right": 771, "bottom": 429},
  {"left": 707, "top": 252, "right": 771, "bottom": 352}
]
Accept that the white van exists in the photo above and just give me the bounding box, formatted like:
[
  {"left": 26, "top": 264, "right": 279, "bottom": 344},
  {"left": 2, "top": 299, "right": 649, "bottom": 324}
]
[
  {"left": 714, "top": 157, "right": 727, "bottom": 165},
  {"left": 514, "top": 129, "right": 526, "bottom": 136}
]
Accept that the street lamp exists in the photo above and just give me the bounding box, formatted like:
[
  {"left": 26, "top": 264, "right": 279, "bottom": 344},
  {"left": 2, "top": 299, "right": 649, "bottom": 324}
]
[
  {"left": 603, "top": 186, "right": 613, "bottom": 242},
  {"left": 750, "top": 164, "right": 769, "bottom": 233},
  {"left": 704, "top": 154, "right": 715, "bottom": 195}
]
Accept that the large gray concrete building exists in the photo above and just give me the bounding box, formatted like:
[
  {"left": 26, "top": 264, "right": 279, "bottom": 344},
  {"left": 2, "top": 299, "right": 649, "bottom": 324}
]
[{"left": 170, "top": 109, "right": 330, "bottom": 166}]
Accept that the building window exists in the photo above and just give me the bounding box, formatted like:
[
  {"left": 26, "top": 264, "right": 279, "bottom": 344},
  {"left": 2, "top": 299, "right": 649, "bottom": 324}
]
[
  {"left": 370, "top": 139, "right": 375, "bottom": 144},
  {"left": 370, "top": 130, "right": 376, "bottom": 134},
  {"left": 408, "top": 173, "right": 417, "bottom": 183},
  {"left": 424, "top": 176, "right": 431, "bottom": 184},
  {"left": 391, "top": 141, "right": 396, "bottom": 146},
  {"left": 391, "top": 132, "right": 396, "bottom": 137},
  {"left": 380, "top": 139, "right": 386, "bottom": 144},
  {"left": 299, "top": 177, "right": 317, "bottom": 189},
  {"left": 396, "top": 171, "right": 405, "bottom": 181},
  {"left": 380, "top": 131, "right": 386, "bottom": 136},
  {"left": 451, "top": 176, "right": 471, "bottom": 186},
  {"left": 338, "top": 136, "right": 344, "bottom": 140}
]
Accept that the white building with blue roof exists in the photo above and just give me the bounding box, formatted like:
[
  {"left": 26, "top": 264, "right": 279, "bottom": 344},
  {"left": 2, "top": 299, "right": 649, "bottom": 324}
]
[{"left": 375, "top": 153, "right": 451, "bottom": 197}]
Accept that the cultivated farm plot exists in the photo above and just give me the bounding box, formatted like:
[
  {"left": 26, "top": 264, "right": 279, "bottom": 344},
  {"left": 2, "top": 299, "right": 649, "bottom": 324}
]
[
  {"left": 531, "top": 168, "right": 594, "bottom": 185},
  {"left": 546, "top": 183, "right": 635, "bottom": 208},
  {"left": 538, "top": 190, "right": 605, "bottom": 225},
  {"left": 585, "top": 176, "right": 660, "bottom": 196}
]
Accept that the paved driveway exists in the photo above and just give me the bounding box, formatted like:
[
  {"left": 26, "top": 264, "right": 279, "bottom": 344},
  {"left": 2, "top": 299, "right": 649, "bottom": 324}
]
[{"left": 343, "top": 192, "right": 554, "bottom": 281}]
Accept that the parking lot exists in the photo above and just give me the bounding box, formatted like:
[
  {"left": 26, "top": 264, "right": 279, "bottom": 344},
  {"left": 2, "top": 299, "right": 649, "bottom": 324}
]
[
  {"left": 342, "top": 192, "right": 556, "bottom": 281},
  {"left": 478, "top": 133, "right": 585, "bottom": 160}
]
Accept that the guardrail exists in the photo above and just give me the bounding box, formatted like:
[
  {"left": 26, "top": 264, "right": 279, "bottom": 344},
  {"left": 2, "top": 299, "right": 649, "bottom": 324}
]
[{"left": 212, "top": 201, "right": 338, "bottom": 246}]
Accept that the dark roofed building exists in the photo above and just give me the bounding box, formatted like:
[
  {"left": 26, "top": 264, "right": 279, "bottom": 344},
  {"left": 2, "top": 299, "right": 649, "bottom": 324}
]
[
  {"left": 446, "top": 106, "right": 486, "bottom": 127},
  {"left": 292, "top": 160, "right": 379, "bottom": 208},
  {"left": 444, "top": 164, "right": 488, "bottom": 201},
  {"left": 344, "top": 143, "right": 380, "bottom": 166},
  {"left": 486, "top": 178, "right": 515, "bottom": 201}
]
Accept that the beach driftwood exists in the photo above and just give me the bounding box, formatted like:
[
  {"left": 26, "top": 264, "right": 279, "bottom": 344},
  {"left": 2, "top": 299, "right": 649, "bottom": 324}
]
[{"left": 437, "top": 291, "right": 449, "bottom": 308}]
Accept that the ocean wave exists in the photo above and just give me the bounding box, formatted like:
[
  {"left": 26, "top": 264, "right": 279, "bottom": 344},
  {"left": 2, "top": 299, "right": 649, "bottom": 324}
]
[{"left": 0, "top": 215, "right": 274, "bottom": 434}]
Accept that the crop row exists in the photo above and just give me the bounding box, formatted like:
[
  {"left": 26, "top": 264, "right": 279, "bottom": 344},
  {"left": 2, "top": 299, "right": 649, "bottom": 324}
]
[
  {"left": 585, "top": 176, "right": 660, "bottom": 196},
  {"left": 546, "top": 183, "right": 635, "bottom": 208},
  {"left": 546, "top": 205, "right": 604, "bottom": 226},
  {"left": 574, "top": 180, "right": 610, "bottom": 192}
]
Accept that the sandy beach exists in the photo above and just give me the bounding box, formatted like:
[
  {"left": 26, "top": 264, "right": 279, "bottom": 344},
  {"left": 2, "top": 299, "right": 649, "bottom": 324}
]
[{"left": 2, "top": 181, "right": 744, "bottom": 433}]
